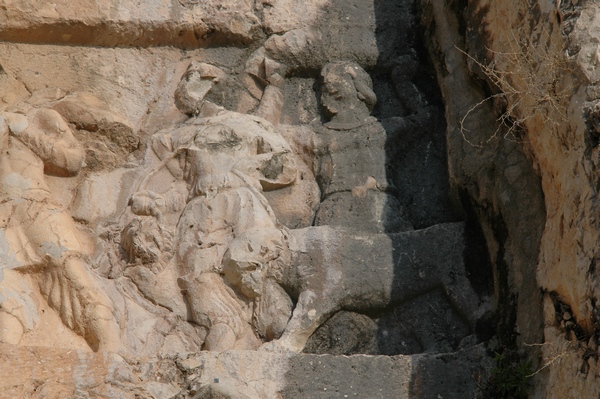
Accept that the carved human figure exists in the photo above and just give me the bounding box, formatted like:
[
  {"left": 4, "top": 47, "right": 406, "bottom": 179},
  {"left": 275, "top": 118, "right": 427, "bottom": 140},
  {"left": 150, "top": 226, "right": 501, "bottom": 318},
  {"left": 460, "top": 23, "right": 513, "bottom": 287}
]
[
  {"left": 254, "top": 62, "right": 486, "bottom": 353},
  {"left": 0, "top": 108, "right": 120, "bottom": 351},
  {"left": 260, "top": 223, "right": 483, "bottom": 353},
  {"left": 130, "top": 62, "right": 296, "bottom": 350},
  {"left": 313, "top": 61, "right": 412, "bottom": 233}
]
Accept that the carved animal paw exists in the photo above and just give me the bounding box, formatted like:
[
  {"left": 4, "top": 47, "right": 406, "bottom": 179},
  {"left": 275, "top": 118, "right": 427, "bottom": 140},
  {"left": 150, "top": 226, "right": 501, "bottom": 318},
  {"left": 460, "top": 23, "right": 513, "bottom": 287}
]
[{"left": 259, "top": 340, "right": 294, "bottom": 353}]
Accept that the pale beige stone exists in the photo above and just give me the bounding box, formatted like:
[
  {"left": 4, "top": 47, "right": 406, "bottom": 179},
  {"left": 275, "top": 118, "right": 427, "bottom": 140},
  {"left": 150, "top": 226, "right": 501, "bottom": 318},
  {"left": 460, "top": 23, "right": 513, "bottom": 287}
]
[
  {"left": 0, "top": 1, "right": 502, "bottom": 396},
  {"left": 261, "top": 0, "right": 330, "bottom": 34},
  {"left": 0, "top": 0, "right": 259, "bottom": 47},
  {"left": 0, "top": 108, "right": 121, "bottom": 352},
  {"left": 124, "top": 63, "right": 301, "bottom": 351}
]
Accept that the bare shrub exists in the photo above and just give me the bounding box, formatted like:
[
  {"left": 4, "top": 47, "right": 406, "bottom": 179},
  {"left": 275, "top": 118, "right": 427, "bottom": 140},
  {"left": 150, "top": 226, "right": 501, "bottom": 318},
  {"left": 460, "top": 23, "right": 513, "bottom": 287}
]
[{"left": 458, "top": 28, "right": 571, "bottom": 147}]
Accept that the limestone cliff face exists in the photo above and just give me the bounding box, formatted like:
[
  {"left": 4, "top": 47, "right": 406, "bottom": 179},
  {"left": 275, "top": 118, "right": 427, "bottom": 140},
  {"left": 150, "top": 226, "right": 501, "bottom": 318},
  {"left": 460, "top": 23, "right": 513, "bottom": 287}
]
[
  {"left": 424, "top": 0, "right": 600, "bottom": 396},
  {"left": 11, "top": 0, "right": 600, "bottom": 397}
]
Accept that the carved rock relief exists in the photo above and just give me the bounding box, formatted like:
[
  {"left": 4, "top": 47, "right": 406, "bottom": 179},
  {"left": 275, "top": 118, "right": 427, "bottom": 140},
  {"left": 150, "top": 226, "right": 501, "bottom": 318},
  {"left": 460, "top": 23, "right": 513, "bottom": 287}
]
[{"left": 0, "top": 5, "right": 488, "bottom": 356}]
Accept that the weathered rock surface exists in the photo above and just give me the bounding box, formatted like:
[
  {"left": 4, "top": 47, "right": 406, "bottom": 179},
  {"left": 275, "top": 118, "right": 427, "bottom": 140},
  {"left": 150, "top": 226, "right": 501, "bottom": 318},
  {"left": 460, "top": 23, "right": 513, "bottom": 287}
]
[
  {"left": 278, "top": 222, "right": 485, "bottom": 354},
  {"left": 422, "top": 0, "right": 600, "bottom": 397},
  {"left": 0, "top": 343, "right": 491, "bottom": 399},
  {"left": 0, "top": 0, "right": 497, "bottom": 397},
  {"left": 0, "top": 0, "right": 256, "bottom": 47}
]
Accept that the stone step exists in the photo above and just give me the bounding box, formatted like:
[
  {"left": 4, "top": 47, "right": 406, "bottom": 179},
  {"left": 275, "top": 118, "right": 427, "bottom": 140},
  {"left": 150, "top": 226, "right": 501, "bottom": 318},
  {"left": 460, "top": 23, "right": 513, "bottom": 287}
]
[{"left": 0, "top": 343, "right": 491, "bottom": 399}]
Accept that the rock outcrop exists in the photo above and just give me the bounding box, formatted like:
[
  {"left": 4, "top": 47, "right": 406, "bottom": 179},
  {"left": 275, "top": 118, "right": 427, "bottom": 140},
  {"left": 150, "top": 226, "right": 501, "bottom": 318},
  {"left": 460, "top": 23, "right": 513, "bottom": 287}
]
[
  {"left": 11, "top": 0, "right": 591, "bottom": 397},
  {"left": 423, "top": 0, "right": 600, "bottom": 397}
]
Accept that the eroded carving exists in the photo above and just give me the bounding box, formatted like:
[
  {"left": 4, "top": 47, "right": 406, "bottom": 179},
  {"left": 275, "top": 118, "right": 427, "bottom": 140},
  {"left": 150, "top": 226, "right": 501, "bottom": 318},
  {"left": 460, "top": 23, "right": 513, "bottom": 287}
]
[
  {"left": 128, "top": 62, "right": 297, "bottom": 350},
  {"left": 0, "top": 57, "right": 484, "bottom": 357},
  {"left": 0, "top": 108, "right": 120, "bottom": 351},
  {"left": 120, "top": 60, "right": 486, "bottom": 354},
  {"left": 260, "top": 223, "right": 483, "bottom": 353},
  {"left": 313, "top": 61, "right": 413, "bottom": 233},
  {"left": 121, "top": 216, "right": 174, "bottom": 273}
]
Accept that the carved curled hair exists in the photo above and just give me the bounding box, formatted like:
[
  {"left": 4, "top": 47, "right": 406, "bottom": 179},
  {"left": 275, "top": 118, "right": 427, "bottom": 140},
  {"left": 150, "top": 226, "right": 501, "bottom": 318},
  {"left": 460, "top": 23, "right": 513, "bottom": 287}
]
[{"left": 121, "top": 217, "right": 173, "bottom": 266}]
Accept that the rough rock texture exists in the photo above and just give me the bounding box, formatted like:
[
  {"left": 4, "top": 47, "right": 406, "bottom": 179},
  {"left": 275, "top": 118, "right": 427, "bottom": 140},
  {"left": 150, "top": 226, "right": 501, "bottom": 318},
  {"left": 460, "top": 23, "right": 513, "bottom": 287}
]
[
  {"left": 1, "top": 0, "right": 259, "bottom": 47},
  {"left": 0, "top": 0, "right": 498, "bottom": 397},
  {"left": 0, "top": 342, "right": 492, "bottom": 399},
  {"left": 422, "top": 0, "right": 600, "bottom": 397},
  {"left": 277, "top": 222, "right": 485, "bottom": 353},
  {"left": 420, "top": 0, "right": 547, "bottom": 356}
]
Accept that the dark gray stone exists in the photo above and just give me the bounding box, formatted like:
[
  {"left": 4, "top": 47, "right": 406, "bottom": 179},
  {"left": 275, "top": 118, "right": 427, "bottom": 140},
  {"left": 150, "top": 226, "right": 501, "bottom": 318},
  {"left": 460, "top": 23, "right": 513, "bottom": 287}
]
[
  {"left": 314, "top": 120, "right": 390, "bottom": 196},
  {"left": 409, "top": 345, "right": 494, "bottom": 399},
  {"left": 282, "top": 352, "right": 412, "bottom": 399},
  {"left": 375, "top": 289, "right": 471, "bottom": 355},
  {"left": 382, "top": 113, "right": 459, "bottom": 229},
  {"left": 314, "top": 191, "right": 413, "bottom": 234},
  {"left": 304, "top": 289, "right": 472, "bottom": 356},
  {"left": 285, "top": 222, "right": 480, "bottom": 319},
  {"left": 304, "top": 311, "right": 378, "bottom": 355},
  {"left": 270, "top": 222, "right": 486, "bottom": 353},
  {"left": 282, "top": 345, "right": 492, "bottom": 399}
]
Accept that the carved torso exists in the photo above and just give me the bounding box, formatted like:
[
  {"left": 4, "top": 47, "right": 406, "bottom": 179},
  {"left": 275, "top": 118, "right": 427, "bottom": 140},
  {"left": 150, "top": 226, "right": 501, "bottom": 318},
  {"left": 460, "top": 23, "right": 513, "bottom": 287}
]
[
  {"left": 168, "top": 111, "right": 296, "bottom": 198},
  {"left": 313, "top": 118, "right": 390, "bottom": 195}
]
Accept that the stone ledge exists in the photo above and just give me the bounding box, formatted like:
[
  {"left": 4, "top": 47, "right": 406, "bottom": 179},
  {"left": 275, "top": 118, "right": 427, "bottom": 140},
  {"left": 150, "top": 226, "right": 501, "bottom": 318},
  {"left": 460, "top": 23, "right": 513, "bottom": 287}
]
[
  {"left": 0, "top": 343, "right": 491, "bottom": 399},
  {"left": 0, "top": 0, "right": 262, "bottom": 48}
]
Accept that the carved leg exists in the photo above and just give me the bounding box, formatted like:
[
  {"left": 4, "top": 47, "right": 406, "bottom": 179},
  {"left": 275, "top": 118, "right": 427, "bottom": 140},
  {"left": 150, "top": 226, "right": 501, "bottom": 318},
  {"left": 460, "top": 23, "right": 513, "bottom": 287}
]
[
  {"left": 0, "top": 269, "right": 34, "bottom": 345},
  {"left": 37, "top": 257, "right": 121, "bottom": 352},
  {"left": 442, "top": 271, "right": 490, "bottom": 328},
  {"left": 182, "top": 272, "right": 260, "bottom": 351},
  {"left": 263, "top": 290, "right": 336, "bottom": 353}
]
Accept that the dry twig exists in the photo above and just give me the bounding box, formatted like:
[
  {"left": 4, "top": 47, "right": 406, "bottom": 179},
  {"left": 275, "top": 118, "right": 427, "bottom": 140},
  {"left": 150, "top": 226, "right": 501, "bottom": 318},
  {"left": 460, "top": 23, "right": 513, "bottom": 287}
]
[{"left": 457, "top": 28, "right": 570, "bottom": 147}]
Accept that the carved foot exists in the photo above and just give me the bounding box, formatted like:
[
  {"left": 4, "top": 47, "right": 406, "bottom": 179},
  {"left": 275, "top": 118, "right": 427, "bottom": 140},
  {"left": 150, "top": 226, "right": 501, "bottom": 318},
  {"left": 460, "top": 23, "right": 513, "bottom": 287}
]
[{"left": 0, "top": 311, "right": 24, "bottom": 345}]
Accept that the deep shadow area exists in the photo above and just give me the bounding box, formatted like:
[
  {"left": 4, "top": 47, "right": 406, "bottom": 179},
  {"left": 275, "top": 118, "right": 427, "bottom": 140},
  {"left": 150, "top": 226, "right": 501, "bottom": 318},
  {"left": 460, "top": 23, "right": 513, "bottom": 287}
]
[
  {"left": 373, "top": 0, "right": 457, "bottom": 230},
  {"left": 291, "top": 0, "right": 493, "bottom": 357},
  {"left": 372, "top": 0, "right": 493, "bottom": 355}
]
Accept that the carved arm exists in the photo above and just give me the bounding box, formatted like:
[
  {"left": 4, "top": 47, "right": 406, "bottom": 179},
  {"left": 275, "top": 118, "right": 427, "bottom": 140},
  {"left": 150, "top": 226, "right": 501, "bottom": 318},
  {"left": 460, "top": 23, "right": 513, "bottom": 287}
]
[{"left": 9, "top": 109, "right": 85, "bottom": 176}]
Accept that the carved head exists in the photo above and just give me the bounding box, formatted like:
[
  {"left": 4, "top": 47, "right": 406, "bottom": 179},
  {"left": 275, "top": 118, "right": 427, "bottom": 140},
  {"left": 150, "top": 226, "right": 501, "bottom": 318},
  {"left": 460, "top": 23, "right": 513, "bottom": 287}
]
[
  {"left": 121, "top": 216, "right": 173, "bottom": 271},
  {"left": 320, "top": 61, "right": 376, "bottom": 123},
  {"left": 175, "top": 62, "right": 228, "bottom": 116},
  {"left": 222, "top": 228, "right": 291, "bottom": 299}
]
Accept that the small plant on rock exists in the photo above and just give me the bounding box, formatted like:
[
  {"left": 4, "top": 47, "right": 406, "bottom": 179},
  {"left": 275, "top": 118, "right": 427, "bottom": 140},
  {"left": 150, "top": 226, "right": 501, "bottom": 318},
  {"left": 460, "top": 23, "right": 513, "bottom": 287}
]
[{"left": 482, "top": 351, "right": 533, "bottom": 399}]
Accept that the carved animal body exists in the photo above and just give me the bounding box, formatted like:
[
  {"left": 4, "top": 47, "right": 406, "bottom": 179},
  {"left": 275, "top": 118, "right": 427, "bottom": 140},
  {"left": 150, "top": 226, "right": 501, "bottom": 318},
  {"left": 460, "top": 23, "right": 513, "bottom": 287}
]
[{"left": 271, "top": 222, "right": 483, "bottom": 352}]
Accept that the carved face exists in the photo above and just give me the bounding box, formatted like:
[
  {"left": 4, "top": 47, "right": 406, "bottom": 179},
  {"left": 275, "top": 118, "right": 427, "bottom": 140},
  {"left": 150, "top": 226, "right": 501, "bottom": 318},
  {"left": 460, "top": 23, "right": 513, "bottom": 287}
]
[
  {"left": 223, "top": 257, "right": 265, "bottom": 299},
  {"left": 122, "top": 216, "right": 173, "bottom": 266},
  {"left": 320, "top": 62, "right": 377, "bottom": 124},
  {"left": 222, "top": 228, "right": 289, "bottom": 299},
  {"left": 320, "top": 73, "right": 357, "bottom": 117}
]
